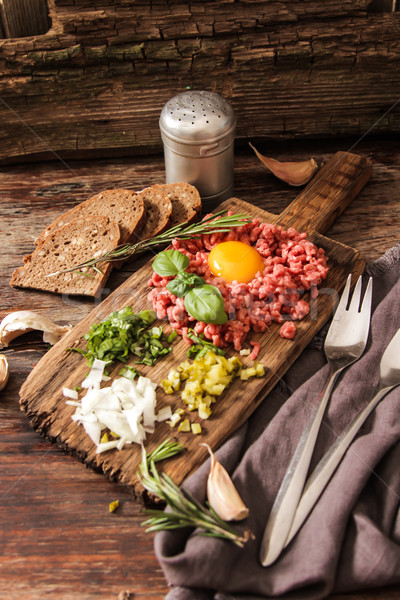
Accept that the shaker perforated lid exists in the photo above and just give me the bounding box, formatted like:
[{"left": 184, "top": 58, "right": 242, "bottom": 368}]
[{"left": 159, "top": 90, "right": 236, "bottom": 144}]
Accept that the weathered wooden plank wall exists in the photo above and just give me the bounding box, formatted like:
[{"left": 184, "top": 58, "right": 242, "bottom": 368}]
[
  {"left": 0, "top": 0, "right": 399, "bottom": 164},
  {"left": 0, "top": 0, "right": 50, "bottom": 39}
]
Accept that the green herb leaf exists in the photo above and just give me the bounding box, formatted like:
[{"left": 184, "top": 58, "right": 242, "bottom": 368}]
[
  {"left": 178, "top": 272, "right": 206, "bottom": 287},
  {"left": 70, "top": 306, "right": 173, "bottom": 366},
  {"left": 145, "top": 438, "right": 185, "bottom": 465},
  {"left": 118, "top": 365, "right": 139, "bottom": 380},
  {"left": 167, "top": 330, "right": 178, "bottom": 343},
  {"left": 166, "top": 271, "right": 206, "bottom": 298},
  {"left": 187, "top": 329, "right": 226, "bottom": 359},
  {"left": 138, "top": 441, "right": 249, "bottom": 547},
  {"left": 138, "top": 310, "right": 158, "bottom": 326},
  {"left": 166, "top": 278, "right": 191, "bottom": 298},
  {"left": 184, "top": 285, "right": 228, "bottom": 325},
  {"left": 152, "top": 249, "right": 190, "bottom": 277}
]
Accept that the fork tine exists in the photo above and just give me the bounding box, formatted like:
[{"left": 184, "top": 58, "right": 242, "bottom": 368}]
[
  {"left": 360, "top": 277, "right": 373, "bottom": 316},
  {"left": 348, "top": 275, "right": 363, "bottom": 313},
  {"left": 333, "top": 274, "right": 352, "bottom": 318}
]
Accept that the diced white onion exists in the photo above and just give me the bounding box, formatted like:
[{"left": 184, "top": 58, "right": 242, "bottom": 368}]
[
  {"left": 62, "top": 387, "right": 79, "bottom": 400},
  {"left": 96, "top": 440, "right": 120, "bottom": 454},
  {"left": 83, "top": 420, "right": 102, "bottom": 445},
  {"left": 156, "top": 406, "right": 173, "bottom": 422},
  {"left": 65, "top": 365, "right": 167, "bottom": 453},
  {"left": 81, "top": 359, "right": 107, "bottom": 388},
  {"left": 65, "top": 400, "right": 81, "bottom": 407}
]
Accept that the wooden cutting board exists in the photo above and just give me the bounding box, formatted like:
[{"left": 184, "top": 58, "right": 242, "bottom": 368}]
[{"left": 19, "top": 151, "right": 372, "bottom": 499}]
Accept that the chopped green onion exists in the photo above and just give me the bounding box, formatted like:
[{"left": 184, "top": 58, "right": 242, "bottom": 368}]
[
  {"left": 118, "top": 365, "right": 139, "bottom": 380},
  {"left": 69, "top": 306, "right": 176, "bottom": 367},
  {"left": 187, "top": 329, "right": 226, "bottom": 359},
  {"left": 167, "top": 330, "right": 178, "bottom": 343}
]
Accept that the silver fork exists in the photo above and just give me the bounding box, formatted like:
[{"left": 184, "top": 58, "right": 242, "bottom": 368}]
[
  {"left": 260, "top": 274, "right": 373, "bottom": 567},
  {"left": 285, "top": 326, "right": 400, "bottom": 547}
]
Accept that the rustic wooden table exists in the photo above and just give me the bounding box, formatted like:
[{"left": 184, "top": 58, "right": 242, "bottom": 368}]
[{"left": 1, "top": 138, "right": 399, "bottom": 600}]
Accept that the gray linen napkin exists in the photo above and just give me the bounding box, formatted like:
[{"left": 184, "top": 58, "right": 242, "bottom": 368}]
[{"left": 155, "top": 244, "right": 400, "bottom": 600}]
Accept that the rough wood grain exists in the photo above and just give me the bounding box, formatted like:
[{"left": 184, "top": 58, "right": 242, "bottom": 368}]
[
  {"left": 0, "top": 0, "right": 50, "bottom": 39},
  {"left": 0, "top": 2, "right": 399, "bottom": 163},
  {"left": 17, "top": 152, "right": 370, "bottom": 499},
  {"left": 1, "top": 141, "right": 399, "bottom": 599}
]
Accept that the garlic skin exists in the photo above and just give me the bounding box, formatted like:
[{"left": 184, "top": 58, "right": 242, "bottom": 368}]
[
  {"left": 203, "top": 443, "right": 249, "bottom": 522},
  {"left": 0, "top": 311, "right": 70, "bottom": 348},
  {"left": 0, "top": 354, "right": 9, "bottom": 391},
  {"left": 249, "top": 143, "right": 318, "bottom": 186}
]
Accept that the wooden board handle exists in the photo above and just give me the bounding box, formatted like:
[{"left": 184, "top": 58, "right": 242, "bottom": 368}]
[{"left": 279, "top": 151, "right": 372, "bottom": 234}]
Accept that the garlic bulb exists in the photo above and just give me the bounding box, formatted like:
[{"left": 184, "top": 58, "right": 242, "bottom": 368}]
[
  {"left": 0, "top": 354, "right": 9, "bottom": 391},
  {"left": 249, "top": 142, "right": 318, "bottom": 186},
  {"left": 0, "top": 311, "right": 70, "bottom": 348},
  {"left": 203, "top": 443, "right": 249, "bottom": 522}
]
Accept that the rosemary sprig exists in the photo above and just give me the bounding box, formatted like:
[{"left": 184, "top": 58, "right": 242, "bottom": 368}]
[
  {"left": 145, "top": 437, "right": 186, "bottom": 465},
  {"left": 46, "top": 210, "right": 253, "bottom": 277},
  {"left": 139, "top": 440, "right": 249, "bottom": 547}
]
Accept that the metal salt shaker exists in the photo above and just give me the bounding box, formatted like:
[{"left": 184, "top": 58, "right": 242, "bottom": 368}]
[{"left": 159, "top": 90, "right": 236, "bottom": 206}]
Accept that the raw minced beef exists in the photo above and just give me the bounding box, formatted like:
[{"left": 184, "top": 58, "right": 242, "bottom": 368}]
[{"left": 147, "top": 215, "right": 329, "bottom": 353}]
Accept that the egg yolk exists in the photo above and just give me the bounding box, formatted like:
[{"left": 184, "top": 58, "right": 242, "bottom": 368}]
[{"left": 208, "top": 241, "right": 264, "bottom": 283}]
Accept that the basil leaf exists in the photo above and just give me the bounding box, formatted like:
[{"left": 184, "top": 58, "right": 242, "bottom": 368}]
[
  {"left": 188, "top": 274, "right": 206, "bottom": 287},
  {"left": 152, "top": 249, "right": 190, "bottom": 277},
  {"left": 166, "top": 278, "right": 191, "bottom": 298},
  {"left": 166, "top": 271, "right": 206, "bottom": 297},
  {"left": 184, "top": 285, "right": 228, "bottom": 325},
  {"left": 177, "top": 271, "right": 205, "bottom": 287}
]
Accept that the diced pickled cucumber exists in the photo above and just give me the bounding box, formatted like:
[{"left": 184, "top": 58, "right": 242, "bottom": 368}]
[
  {"left": 167, "top": 412, "right": 182, "bottom": 428},
  {"left": 202, "top": 382, "right": 226, "bottom": 396},
  {"left": 159, "top": 349, "right": 265, "bottom": 421},
  {"left": 198, "top": 403, "right": 211, "bottom": 419},
  {"left": 240, "top": 367, "right": 257, "bottom": 380},
  {"left": 255, "top": 362, "right": 265, "bottom": 377},
  {"left": 178, "top": 418, "right": 191, "bottom": 433}
]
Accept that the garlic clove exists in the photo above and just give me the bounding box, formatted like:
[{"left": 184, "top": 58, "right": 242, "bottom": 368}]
[
  {"left": 0, "top": 354, "right": 9, "bottom": 391},
  {"left": 0, "top": 311, "right": 70, "bottom": 348},
  {"left": 202, "top": 443, "right": 249, "bottom": 522},
  {"left": 249, "top": 142, "right": 318, "bottom": 186}
]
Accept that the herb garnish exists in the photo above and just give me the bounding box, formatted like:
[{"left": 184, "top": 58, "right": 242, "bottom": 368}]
[
  {"left": 139, "top": 440, "right": 249, "bottom": 547},
  {"left": 186, "top": 329, "right": 226, "bottom": 359},
  {"left": 152, "top": 249, "right": 189, "bottom": 276},
  {"left": 184, "top": 284, "right": 227, "bottom": 325},
  {"left": 152, "top": 249, "right": 228, "bottom": 325},
  {"left": 47, "top": 211, "right": 252, "bottom": 277},
  {"left": 118, "top": 365, "right": 140, "bottom": 380},
  {"left": 71, "top": 307, "right": 173, "bottom": 366}
]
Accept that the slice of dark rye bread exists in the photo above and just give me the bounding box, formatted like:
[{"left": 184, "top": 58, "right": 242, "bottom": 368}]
[
  {"left": 35, "top": 189, "right": 145, "bottom": 245},
  {"left": 10, "top": 216, "right": 121, "bottom": 297},
  {"left": 137, "top": 184, "right": 173, "bottom": 240},
  {"left": 165, "top": 182, "right": 202, "bottom": 228},
  {"left": 136, "top": 182, "right": 201, "bottom": 240}
]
